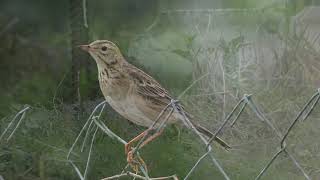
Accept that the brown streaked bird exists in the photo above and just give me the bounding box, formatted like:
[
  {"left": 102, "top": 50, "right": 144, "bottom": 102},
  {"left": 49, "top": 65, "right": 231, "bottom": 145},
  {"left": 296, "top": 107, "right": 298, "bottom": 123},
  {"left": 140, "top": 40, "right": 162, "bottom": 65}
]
[{"left": 79, "top": 40, "right": 230, "bottom": 163}]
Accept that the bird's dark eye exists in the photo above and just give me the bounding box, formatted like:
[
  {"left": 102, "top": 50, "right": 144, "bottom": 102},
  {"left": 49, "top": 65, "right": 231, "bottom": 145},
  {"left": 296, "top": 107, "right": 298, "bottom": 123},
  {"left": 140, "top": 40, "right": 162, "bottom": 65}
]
[{"left": 101, "top": 46, "right": 108, "bottom": 51}]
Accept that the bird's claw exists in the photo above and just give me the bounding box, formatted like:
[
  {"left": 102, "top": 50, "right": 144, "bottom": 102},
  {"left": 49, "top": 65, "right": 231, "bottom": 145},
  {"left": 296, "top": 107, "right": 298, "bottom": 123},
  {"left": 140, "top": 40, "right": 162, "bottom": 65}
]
[
  {"left": 125, "top": 143, "right": 130, "bottom": 155},
  {"left": 127, "top": 150, "right": 148, "bottom": 174}
]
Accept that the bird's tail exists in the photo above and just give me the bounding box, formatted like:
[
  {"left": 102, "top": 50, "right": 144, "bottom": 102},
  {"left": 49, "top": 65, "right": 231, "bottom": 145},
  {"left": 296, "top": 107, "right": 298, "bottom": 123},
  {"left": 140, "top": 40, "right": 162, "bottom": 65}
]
[
  {"left": 194, "top": 124, "right": 231, "bottom": 150},
  {"left": 175, "top": 105, "right": 231, "bottom": 149}
]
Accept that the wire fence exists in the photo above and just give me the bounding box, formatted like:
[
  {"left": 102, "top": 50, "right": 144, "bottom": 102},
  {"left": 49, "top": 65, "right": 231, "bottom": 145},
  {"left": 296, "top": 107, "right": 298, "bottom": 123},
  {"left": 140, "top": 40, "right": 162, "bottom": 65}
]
[
  {"left": 2, "top": 88, "right": 320, "bottom": 179},
  {"left": 65, "top": 88, "right": 319, "bottom": 180}
]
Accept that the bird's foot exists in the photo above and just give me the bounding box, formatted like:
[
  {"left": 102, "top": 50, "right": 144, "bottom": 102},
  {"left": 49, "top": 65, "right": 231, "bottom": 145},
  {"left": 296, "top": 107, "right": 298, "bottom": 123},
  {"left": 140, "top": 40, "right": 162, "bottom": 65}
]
[
  {"left": 125, "top": 143, "right": 131, "bottom": 155},
  {"left": 127, "top": 150, "right": 148, "bottom": 174}
]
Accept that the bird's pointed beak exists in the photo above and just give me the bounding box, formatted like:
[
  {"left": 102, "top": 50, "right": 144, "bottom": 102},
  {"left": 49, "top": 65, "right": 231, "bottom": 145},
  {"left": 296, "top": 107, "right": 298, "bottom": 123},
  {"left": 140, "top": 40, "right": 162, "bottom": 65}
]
[{"left": 78, "top": 44, "right": 90, "bottom": 52}]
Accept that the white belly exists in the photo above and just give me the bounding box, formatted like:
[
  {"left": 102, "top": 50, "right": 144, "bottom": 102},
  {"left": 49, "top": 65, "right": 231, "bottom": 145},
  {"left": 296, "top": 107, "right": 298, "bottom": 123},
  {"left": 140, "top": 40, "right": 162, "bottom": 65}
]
[{"left": 105, "top": 96, "right": 154, "bottom": 127}]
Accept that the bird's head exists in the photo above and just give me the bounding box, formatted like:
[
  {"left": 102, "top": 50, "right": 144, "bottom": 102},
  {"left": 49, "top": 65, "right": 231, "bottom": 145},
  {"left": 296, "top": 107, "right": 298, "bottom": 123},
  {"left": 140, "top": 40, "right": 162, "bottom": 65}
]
[{"left": 79, "top": 40, "right": 124, "bottom": 66}]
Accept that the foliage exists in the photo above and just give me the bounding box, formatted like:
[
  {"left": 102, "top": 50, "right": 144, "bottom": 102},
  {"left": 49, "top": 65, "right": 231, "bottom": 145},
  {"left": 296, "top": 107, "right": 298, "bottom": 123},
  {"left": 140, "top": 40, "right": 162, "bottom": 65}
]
[{"left": 1, "top": 0, "right": 319, "bottom": 179}]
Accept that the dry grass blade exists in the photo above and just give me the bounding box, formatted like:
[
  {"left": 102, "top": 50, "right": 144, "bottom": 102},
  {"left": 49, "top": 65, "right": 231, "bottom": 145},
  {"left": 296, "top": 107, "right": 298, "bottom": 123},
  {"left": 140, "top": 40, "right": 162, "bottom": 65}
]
[
  {"left": 67, "top": 101, "right": 107, "bottom": 159},
  {"left": 0, "top": 106, "right": 30, "bottom": 143}
]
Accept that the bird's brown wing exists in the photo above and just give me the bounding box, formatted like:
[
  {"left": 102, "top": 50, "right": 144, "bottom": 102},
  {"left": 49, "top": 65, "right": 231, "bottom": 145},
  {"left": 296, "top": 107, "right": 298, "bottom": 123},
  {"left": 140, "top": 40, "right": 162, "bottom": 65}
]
[
  {"left": 124, "top": 63, "right": 231, "bottom": 149},
  {"left": 125, "top": 63, "right": 173, "bottom": 107}
]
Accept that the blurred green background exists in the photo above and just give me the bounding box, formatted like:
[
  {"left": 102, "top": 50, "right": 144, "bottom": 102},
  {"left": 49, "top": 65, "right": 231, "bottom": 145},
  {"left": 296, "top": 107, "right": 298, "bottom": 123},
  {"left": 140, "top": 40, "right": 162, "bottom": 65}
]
[{"left": 1, "top": 0, "right": 320, "bottom": 179}]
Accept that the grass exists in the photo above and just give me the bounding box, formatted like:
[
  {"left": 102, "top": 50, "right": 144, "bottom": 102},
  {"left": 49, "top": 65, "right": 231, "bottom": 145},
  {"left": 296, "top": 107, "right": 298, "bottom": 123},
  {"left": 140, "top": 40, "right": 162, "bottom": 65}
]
[{"left": 1, "top": 6, "right": 320, "bottom": 179}]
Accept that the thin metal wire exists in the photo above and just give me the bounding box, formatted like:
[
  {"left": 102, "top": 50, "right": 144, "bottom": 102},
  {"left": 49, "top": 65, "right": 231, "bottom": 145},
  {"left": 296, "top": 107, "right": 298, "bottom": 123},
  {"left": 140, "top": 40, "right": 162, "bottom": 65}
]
[
  {"left": 171, "top": 102, "right": 230, "bottom": 180},
  {"left": 227, "top": 93, "right": 312, "bottom": 180},
  {"left": 281, "top": 90, "right": 320, "bottom": 147},
  {"left": 254, "top": 148, "right": 285, "bottom": 180},
  {"left": 207, "top": 96, "right": 248, "bottom": 146},
  {"left": 253, "top": 90, "right": 320, "bottom": 180},
  {"left": 67, "top": 88, "right": 320, "bottom": 180},
  {"left": 0, "top": 83, "right": 314, "bottom": 180}
]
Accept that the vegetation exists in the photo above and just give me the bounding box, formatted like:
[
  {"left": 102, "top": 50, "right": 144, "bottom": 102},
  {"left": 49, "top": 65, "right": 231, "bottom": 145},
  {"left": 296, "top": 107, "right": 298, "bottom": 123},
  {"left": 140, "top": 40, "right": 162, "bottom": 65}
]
[{"left": 1, "top": 0, "right": 320, "bottom": 179}]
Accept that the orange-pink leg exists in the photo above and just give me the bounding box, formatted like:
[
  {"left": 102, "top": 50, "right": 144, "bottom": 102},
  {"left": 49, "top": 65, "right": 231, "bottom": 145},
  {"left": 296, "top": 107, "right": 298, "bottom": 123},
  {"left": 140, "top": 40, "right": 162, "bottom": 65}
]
[
  {"left": 125, "top": 129, "right": 150, "bottom": 155},
  {"left": 126, "top": 128, "right": 165, "bottom": 164},
  {"left": 139, "top": 128, "right": 164, "bottom": 148},
  {"left": 125, "top": 129, "right": 153, "bottom": 173}
]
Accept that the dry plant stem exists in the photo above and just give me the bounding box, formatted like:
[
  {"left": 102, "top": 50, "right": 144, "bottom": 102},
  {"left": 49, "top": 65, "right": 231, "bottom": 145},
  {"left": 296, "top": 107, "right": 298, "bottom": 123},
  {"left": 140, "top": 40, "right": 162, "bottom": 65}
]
[
  {"left": 68, "top": 100, "right": 150, "bottom": 179},
  {"left": 69, "top": 126, "right": 98, "bottom": 180},
  {"left": 83, "top": 126, "right": 99, "bottom": 180},
  {"left": 81, "top": 119, "right": 95, "bottom": 152},
  {"left": 0, "top": 106, "right": 30, "bottom": 142},
  {"left": 93, "top": 118, "right": 127, "bottom": 144},
  {"left": 67, "top": 100, "right": 106, "bottom": 159},
  {"left": 101, "top": 172, "right": 178, "bottom": 180},
  {"left": 68, "top": 101, "right": 106, "bottom": 180},
  {"left": 69, "top": 160, "right": 85, "bottom": 180}
]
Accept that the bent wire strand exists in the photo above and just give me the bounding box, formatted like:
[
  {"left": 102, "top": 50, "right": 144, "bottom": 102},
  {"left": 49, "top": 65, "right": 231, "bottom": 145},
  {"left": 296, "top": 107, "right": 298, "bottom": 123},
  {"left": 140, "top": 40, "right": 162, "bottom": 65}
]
[
  {"left": 253, "top": 89, "right": 320, "bottom": 180},
  {"left": 67, "top": 88, "right": 320, "bottom": 180}
]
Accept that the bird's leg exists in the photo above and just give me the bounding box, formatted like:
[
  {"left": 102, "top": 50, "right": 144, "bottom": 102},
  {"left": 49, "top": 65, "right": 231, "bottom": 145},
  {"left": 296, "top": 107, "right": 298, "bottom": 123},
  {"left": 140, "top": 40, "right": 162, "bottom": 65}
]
[
  {"left": 127, "top": 128, "right": 164, "bottom": 163},
  {"left": 139, "top": 128, "right": 164, "bottom": 148},
  {"left": 125, "top": 129, "right": 151, "bottom": 155},
  {"left": 127, "top": 152, "right": 148, "bottom": 174},
  {"left": 126, "top": 128, "right": 165, "bottom": 172},
  {"left": 125, "top": 129, "right": 154, "bottom": 173}
]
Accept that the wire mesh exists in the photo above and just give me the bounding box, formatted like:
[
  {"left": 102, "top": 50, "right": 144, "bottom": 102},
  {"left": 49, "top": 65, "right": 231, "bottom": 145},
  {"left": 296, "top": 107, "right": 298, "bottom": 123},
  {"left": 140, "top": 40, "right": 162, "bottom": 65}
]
[
  {"left": 64, "top": 88, "right": 319, "bottom": 180},
  {"left": 2, "top": 89, "right": 318, "bottom": 179}
]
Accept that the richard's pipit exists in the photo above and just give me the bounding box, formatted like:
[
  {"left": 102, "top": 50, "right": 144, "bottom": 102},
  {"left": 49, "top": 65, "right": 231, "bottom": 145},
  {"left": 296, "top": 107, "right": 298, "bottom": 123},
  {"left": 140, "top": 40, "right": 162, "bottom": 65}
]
[{"left": 80, "top": 40, "right": 230, "bottom": 166}]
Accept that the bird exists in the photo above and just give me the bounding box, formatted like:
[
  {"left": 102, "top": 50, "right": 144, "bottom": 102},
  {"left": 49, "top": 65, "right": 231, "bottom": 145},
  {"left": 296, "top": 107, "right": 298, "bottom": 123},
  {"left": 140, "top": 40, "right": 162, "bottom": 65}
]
[{"left": 79, "top": 40, "right": 230, "bottom": 166}]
